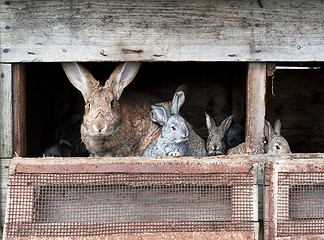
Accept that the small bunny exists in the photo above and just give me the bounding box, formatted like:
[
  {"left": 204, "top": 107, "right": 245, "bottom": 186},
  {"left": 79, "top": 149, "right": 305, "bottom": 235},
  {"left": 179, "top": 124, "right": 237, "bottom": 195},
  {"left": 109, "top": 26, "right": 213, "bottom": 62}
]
[
  {"left": 264, "top": 119, "right": 291, "bottom": 154},
  {"left": 150, "top": 86, "right": 206, "bottom": 157},
  {"left": 205, "top": 113, "right": 233, "bottom": 156},
  {"left": 61, "top": 62, "right": 161, "bottom": 157},
  {"left": 226, "top": 119, "right": 291, "bottom": 155},
  {"left": 43, "top": 139, "right": 72, "bottom": 157},
  {"left": 142, "top": 91, "right": 194, "bottom": 157}
]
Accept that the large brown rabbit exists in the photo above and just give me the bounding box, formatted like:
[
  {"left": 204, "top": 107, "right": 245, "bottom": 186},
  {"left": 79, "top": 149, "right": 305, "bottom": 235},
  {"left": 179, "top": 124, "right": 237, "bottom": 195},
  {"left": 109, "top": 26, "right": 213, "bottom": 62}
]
[{"left": 61, "top": 62, "right": 161, "bottom": 157}]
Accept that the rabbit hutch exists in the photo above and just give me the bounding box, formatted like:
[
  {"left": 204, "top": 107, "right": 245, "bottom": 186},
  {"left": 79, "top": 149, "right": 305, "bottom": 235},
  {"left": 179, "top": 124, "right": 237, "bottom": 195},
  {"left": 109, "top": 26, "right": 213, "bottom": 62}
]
[{"left": 1, "top": 0, "right": 324, "bottom": 239}]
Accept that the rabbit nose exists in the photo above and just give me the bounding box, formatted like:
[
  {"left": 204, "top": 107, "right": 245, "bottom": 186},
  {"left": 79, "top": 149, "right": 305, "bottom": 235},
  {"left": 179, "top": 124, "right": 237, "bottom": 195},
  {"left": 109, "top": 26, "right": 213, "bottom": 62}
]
[{"left": 95, "top": 124, "right": 107, "bottom": 134}]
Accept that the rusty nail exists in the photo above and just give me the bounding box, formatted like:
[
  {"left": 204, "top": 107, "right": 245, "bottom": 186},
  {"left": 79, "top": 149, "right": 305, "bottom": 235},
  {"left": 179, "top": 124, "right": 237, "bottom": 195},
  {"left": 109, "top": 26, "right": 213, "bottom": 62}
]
[
  {"left": 3, "top": 49, "right": 9, "bottom": 53},
  {"left": 100, "top": 50, "right": 107, "bottom": 56},
  {"left": 297, "top": 45, "right": 301, "bottom": 49},
  {"left": 255, "top": 50, "right": 261, "bottom": 53},
  {"left": 5, "top": 1, "right": 10, "bottom": 5},
  {"left": 1, "top": 73, "right": 4, "bottom": 78},
  {"left": 5, "top": 26, "right": 10, "bottom": 30}
]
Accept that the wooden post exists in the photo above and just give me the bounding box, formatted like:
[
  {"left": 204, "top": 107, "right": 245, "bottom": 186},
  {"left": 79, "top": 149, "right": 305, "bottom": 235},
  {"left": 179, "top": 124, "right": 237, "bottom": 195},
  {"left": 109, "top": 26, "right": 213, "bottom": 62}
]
[
  {"left": 0, "top": 64, "right": 13, "bottom": 158},
  {"left": 246, "top": 63, "right": 266, "bottom": 154},
  {"left": 12, "top": 64, "right": 27, "bottom": 157}
]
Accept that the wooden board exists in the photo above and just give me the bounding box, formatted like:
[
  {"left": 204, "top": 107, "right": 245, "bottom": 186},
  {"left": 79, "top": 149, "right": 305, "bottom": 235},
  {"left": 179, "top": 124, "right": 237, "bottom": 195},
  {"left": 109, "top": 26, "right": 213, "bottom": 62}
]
[
  {"left": 12, "top": 64, "right": 26, "bottom": 157},
  {"left": 0, "top": 159, "right": 9, "bottom": 228},
  {"left": 246, "top": 63, "right": 266, "bottom": 154},
  {"left": 1, "top": 0, "right": 324, "bottom": 62},
  {"left": 0, "top": 64, "right": 13, "bottom": 158}
]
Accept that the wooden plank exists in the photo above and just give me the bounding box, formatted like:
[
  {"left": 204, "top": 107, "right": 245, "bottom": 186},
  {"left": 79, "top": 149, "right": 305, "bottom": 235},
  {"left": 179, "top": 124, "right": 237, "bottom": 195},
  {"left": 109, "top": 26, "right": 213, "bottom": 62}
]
[
  {"left": 1, "top": 159, "right": 10, "bottom": 230},
  {"left": 246, "top": 63, "right": 266, "bottom": 154},
  {"left": 0, "top": 64, "right": 13, "bottom": 158},
  {"left": 12, "top": 64, "right": 27, "bottom": 157},
  {"left": 3, "top": 232, "right": 256, "bottom": 240},
  {"left": 1, "top": 0, "right": 324, "bottom": 62},
  {"left": 9, "top": 156, "right": 259, "bottom": 175}
]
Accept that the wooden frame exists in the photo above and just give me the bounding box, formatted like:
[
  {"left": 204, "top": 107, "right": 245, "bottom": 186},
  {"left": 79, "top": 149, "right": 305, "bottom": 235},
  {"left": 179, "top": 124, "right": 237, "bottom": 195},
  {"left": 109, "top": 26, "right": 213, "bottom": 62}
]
[
  {"left": 4, "top": 157, "right": 259, "bottom": 240},
  {"left": 264, "top": 154, "right": 324, "bottom": 240}
]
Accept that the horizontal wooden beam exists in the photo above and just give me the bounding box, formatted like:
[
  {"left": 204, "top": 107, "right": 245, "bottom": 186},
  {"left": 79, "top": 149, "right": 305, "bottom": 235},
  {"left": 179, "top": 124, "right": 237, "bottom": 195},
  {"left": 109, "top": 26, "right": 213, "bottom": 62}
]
[{"left": 1, "top": 0, "right": 323, "bottom": 62}]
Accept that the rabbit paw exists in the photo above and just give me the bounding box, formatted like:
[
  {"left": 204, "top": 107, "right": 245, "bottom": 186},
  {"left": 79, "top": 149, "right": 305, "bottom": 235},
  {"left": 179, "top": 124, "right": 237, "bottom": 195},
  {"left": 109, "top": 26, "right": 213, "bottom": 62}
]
[{"left": 168, "top": 151, "right": 181, "bottom": 157}]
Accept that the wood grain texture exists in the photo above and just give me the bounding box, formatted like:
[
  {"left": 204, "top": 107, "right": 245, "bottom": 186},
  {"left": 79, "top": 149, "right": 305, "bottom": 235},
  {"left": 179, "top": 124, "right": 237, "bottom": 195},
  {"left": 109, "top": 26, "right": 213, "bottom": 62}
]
[
  {"left": 0, "top": 64, "right": 13, "bottom": 158},
  {"left": 0, "top": 159, "right": 9, "bottom": 229},
  {"left": 246, "top": 63, "right": 266, "bottom": 154},
  {"left": 12, "top": 64, "right": 26, "bottom": 157},
  {"left": 0, "top": 0, "right": 323, "bottom": 62}
]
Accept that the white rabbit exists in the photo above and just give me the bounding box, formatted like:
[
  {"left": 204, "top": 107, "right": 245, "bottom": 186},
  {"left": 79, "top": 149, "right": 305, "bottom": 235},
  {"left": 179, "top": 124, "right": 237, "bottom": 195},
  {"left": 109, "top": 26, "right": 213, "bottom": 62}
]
[
  {"left": 142, "top": 91, "right": 194, "bottom": 157},
  {"left": 150, "top": 87, "right": 206, "bottom": 157},
  {"left": 61, "top": 62, "right": 161, "bottom": 157}
]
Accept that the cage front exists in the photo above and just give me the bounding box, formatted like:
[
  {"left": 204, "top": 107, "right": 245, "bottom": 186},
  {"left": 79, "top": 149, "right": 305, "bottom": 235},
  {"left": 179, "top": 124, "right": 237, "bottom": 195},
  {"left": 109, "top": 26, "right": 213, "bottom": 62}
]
[
  {"left": 266, "top": 157, "right": 324, "bottom": 239},
  {"left": 4, "top": 158, "right": 258, "bottom": 238}
]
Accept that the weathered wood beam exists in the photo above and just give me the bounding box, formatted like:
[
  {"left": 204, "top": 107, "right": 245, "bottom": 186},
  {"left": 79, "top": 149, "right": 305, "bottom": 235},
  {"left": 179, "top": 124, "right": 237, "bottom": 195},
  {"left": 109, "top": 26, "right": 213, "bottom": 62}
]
[
  {"left": 1, "top": 0, "right": 323, "bottom": 62},
  {"left": 12, "top": 64, "right": 26, "bottom": 157},
  {"left": 246, "top": 63, "right": 266, "bottom": 154},
  {"left": 0, "top": 64, "right": 13, "bottom": 158}
]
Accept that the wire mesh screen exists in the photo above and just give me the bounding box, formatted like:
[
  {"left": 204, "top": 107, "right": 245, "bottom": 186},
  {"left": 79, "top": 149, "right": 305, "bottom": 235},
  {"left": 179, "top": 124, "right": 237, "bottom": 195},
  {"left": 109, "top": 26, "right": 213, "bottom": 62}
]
[
  {"left": 5, "top": 170, "right": 256, "bottom": 238},
  {"left": 277, "top": 172, "right": 324, "bottom": 237}
]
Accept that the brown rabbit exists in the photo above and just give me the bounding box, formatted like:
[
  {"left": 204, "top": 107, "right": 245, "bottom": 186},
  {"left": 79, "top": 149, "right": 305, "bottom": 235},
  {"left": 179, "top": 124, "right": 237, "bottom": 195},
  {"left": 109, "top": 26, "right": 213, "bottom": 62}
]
[{"left": 61, "top": 62, "right": 161, "bottom": 157}]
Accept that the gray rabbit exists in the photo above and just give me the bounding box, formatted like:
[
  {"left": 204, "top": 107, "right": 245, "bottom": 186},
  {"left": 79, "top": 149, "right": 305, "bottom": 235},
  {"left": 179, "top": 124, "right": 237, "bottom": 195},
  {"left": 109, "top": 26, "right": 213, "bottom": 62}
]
[{"left": 142, "top": 91, "right": 192, "bottom": 157}]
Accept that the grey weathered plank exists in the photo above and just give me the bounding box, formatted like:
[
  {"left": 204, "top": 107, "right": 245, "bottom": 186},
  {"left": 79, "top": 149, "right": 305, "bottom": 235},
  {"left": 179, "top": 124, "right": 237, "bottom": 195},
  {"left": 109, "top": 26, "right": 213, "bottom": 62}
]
[
  {"left": 0, "top": 65, "right": 13, "bottom": 158},
  {"left": 0, "top": 0, "right": 323, "bottom": 63},
  {"left": 1, "top": 159, "right": 10, "bottom": 229}
]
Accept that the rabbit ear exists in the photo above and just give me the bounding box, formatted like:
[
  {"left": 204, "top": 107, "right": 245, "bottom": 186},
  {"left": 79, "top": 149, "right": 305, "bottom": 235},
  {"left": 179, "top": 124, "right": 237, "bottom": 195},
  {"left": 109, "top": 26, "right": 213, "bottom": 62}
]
[
  {"left": 221, "top": 115, "right": 234, "bottom": 132},
  {"left": 151, "top": 105, "right": 168, "bottom": 125},
  {"left": 171, "top": 91, "right": 185, "bottom": 114},
  {"left": 205, "top": 112, "right": 216, "bottom": 133},
  {"left": 274, "top": 119, "right": 282, "bottom": 135},
  {"left": 62, "top": 63, "right": 99, "bottom": 102},
  {"left": 106, "top": 62, "right": 141, "bottom": 100},
  {"left": 265, "top": 120, "right": 274, "bottom": 141},
  {"left": 175, "top": 84, "right": 188, "bottom": 96}
]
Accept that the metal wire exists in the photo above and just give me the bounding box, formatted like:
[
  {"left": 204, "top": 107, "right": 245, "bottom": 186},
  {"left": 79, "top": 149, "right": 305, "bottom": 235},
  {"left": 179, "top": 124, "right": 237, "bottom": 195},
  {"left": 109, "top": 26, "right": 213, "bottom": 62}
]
[
  {"left": 277, "top": 173, "right": 324, "bottom": 237},
  {"left": 5, "top": 172, "right": 255, "bottom": 237}
]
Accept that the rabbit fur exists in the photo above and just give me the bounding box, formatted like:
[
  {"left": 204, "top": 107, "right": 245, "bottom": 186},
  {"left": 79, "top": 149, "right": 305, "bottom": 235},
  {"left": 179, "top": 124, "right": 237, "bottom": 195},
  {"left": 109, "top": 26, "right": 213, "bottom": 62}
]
[
  {"left": 205, "top": 113, "right": 233, "bottom": 156},
  {"left": 226, "top": 119, "right": 291, "bottom": 155},
  {"left": 43, "top": 139, "right": 72, "bottom": 157},
  {"left": 143, "top": 91, "right": 202, "bottom": 157},
  {"left": 150, "top": 87, "right": 206, "bottom": 157},
  {"left": 62, "top": 62, "right": 161, "bottom": 157}
]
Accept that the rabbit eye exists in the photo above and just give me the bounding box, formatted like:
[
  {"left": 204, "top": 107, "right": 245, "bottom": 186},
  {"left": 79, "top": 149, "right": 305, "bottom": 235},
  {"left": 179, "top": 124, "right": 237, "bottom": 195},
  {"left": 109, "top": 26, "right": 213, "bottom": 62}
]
[
  {"left": 171, "top": 126, "right": 177, "bottom": 131},
  {"left": 276, "top": 145, "right": 281, "bottom": 150},
  {"left": 110, "top": 100, "right": 114, "bottom": 109}
]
